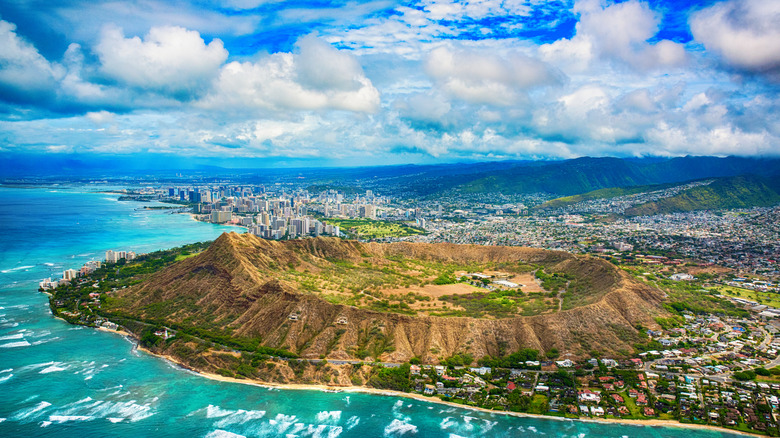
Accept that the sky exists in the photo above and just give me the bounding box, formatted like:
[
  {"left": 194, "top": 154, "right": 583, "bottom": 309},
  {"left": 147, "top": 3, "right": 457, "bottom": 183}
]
[{"left": 1, "top": 0, "right": 779, "bottom": 167}]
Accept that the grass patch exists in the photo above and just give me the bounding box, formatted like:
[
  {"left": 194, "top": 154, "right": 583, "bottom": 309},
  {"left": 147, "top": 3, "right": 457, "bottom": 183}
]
[{"left": 321, "top": 218, "right": 425, "bottom": 239}]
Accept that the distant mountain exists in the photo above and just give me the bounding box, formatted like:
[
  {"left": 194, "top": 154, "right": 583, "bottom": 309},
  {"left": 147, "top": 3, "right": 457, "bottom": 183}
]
[
  {"left": 452, "top": 156, "right": 780, "bottom": 196},
  {"left": 625, "top": 175, "right": 780, "bottom": 216}
]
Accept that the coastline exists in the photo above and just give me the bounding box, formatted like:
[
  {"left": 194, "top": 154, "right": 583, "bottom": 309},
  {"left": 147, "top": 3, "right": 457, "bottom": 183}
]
[{"left": 125, "top": 339, "right": 761, "bottom": 437}]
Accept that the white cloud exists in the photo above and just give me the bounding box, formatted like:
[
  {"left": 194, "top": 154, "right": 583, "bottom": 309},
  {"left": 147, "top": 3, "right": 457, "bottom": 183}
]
[
  {"left": 425, "top": 45, "right": 562, "bottom": 106},
  {"left": 419, "top": 0, "right": 532, "bottom": 21},
  {"left": 86, "top": 110, "right": 116, "bottom": 125},
  {"left": 541, "top": 0, "right": 686, "bottom": 72},
  {"left": 691, "top": 0, "right": 780, "bottom": 79},
  {"left": 202, "top": 36, "right": 379, "bottom": 113},
  {"left": 0, "top": 20, "right": 62, "bottom": 100},
  {"left": 95, "top": 25, "right": 228, "bottom": 99}
]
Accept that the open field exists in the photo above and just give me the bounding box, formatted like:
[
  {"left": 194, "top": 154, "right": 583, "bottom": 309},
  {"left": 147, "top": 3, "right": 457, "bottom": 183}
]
[
  {"left": 321, "top": 218, "right": 425, "bottom": 239},
  {"left": 708, "top": 285, "right": 780, "bottom": 308}
]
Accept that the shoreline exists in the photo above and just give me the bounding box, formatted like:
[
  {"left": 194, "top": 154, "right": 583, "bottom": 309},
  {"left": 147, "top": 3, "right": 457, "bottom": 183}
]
[{"left": 125, "top": 338, "right": 761, "bottom": 437}]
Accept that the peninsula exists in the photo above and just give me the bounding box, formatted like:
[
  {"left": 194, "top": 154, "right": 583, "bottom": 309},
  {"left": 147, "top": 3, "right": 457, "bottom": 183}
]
[{"left": 45, "top": 233, "right": 780, "bottom": 436}]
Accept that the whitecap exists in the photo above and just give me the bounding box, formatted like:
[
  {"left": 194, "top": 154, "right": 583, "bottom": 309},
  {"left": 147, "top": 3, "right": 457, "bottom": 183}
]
[
  {"left": 49, "top": 415, "right": 92, "bottom": 423},
  {"left": 32, "top": 337, "right": 59, "bottom": 346},
  {"left": 205, "top": 405, "right": 234, "bottom": 418},
  {"left": 20, "top": 361, "right": 55, "bottom": 371},
  {"left": 205, "top": 430, "right": 247, "bottom": 438},
  {"left": 0, "top": 374, "right": 13, "bottom": 383},
  {"left": 315, "top": 410, "right": 341, "bottom": 423},
  {"left": 0, "top": 333, "right": 24, "bottom": 341},
  {"left": 326, "top": 426, "right": 343, "bottom": 438},
  {"left": 440, "top": 417, "right": 456, "bottom": 430},
  {"left": 40, "top": 363, "right": 70, "bottom": 374},
  {"left": 1, "top": 368, "right": 12, "bottom": 373},
  {"left": 40, "top": 421, "right": 51, "bottom": 428},
  {"left": 13, "top": 401, "right": 52, "bottom": 420},
  {"left": 449, "top": 435, "right": 466, "bottom": 438},
  {"left": 0, "top": 265, "right": 34, "bottom": 273},
  {"left": 268, "top": 413, "right": 297, "bottom": 434},
  {"left": 1, "top": 340, "right": 30, "bottom": 348},
  {"left": 107, "top": 417, "right": 124, "bottom": 423},
  {"left": 214, "top": 409, "right": 266, "bottom": 427},
  {"left": 345, "top": 416, "right": 359, "bottom": 430},
  {"left": 482, "top": 419, "right": 497, "bottom": 432},
  {"left": 90, "top": 399, "right": 154, "bottom": 422},
  {"left": 384, "top": 419, "right": 417, "bottom": 436}
]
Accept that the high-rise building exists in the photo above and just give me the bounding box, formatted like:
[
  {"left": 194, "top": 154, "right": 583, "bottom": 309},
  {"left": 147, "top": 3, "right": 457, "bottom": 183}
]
[{"left": 211, "top": 210, "right": 232, "bottom": 223}]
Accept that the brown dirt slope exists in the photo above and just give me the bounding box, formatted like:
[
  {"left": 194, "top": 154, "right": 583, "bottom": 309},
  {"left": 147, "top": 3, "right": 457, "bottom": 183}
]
[{"left": 108, "top": 232, "right": 667, "bottom": 362}]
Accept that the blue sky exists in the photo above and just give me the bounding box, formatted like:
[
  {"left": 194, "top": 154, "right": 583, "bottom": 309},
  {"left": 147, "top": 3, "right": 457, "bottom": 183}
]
[{"left": 1, "top": 0, "right": 779, "bottom": 167}]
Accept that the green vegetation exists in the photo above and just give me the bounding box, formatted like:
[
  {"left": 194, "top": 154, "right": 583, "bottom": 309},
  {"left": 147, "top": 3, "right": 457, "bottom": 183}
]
[
  {"left": 367, "top": 363, "right": 411, "bottom": 392},
  {"left": 320, "top": 218, "right": 425, "bottom": 239},
  {"left": 540, "top": 183, "right": 678, "bottom": 209},
  {"left": 710, "top": 285, "right": 780, "bottom": 308},
  {"left": 626, "top": 175, "right": 780, "bottom": 216},
  {"left": 49, "top": 241, "right": 212, "bottom": 318},
  {"left": 441, "top": 353, "right": 474, "bottom": 367},
  {"left": 432, "top": 272, "right": 457, "bottom": 285},
  {"left": 623, "top": 267, "right": 749, "bottom": 318},
  {"left": 535, "top": 269, "right": 570, "bottom": 292},
  {"left": 437, "top": 289, "right": 556, "bottom": 318},
  {"left": 479, "top": 348, "right": 541, "bottom": 368}
]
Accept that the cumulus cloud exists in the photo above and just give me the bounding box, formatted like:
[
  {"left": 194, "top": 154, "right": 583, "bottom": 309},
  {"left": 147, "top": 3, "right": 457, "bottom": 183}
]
[
  {"left": 541, "top": 0, "right": 686, "bottom": 72},
  {"left": 691, "top": 0, "right": 780, "bottom": 80},
  {"left": 0, "top": 20, "right": 62, "bottom": 103},
  {"left": 424, "top": 46, "right": 563, "bottom": 106},
  {"left": 202, "top": 35, "right": 379, "bottom": 113},
  {"left": 95, "top": 25, "right": 228, "bottom": 99}
]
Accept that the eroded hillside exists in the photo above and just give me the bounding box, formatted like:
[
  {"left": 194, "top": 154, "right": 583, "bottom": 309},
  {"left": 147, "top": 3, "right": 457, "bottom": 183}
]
[{"left": 105, "top": 232, "right": 667, "bottom": 363}]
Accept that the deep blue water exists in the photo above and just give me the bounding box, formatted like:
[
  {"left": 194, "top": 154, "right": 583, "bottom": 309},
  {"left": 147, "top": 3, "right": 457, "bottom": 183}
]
[{"left": 0, "top": 186, "right": 744, "bottom": 437}]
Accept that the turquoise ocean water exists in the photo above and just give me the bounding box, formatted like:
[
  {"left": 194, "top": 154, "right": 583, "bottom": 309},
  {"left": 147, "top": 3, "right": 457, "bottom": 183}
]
[{"left": 0, "top": 186, "right": 743, "bottom": 438}]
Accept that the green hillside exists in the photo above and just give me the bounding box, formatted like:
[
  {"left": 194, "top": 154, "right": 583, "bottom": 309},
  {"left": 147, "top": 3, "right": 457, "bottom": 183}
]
[
  {"left": 539, "top": 183, "right": 679, "bottom": 209},
  {"left": 453, "top": 156, "right": 780, "bottom": 196},
  {"left": 625, "top": 175, "right": 780, "bottom": 216}
]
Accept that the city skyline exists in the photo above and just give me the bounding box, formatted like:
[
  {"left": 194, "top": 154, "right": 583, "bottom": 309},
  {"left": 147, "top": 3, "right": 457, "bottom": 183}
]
[{"left": 1, "top": 0, "right": 779, "bottom": 167}]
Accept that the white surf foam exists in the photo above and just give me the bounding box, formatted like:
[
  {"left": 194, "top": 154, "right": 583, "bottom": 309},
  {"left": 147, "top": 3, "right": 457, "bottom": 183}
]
[
  {"left": 205, "top": 430, "right": 246, "bottom": 438},
  {"left": 0, "top": 265, "right": 34, "bottom": 273},
  {"left": 0, "top": 340, "right": 30, "bottom": 348},
  {"left": 13, "top": 401, "right": 52, "bottom": 420},
  {"left": 0, "top": 333, "right": 24, "bottom": 340},
  {"left": 0, "top": 374, "right": 12, "bottom": 383},
  {"left": 315, "top": 410, "right": 341, "bottom": 423},
  {"left": 40, "top": 363, "right": 70, "bottom": 374},
  {"left": 384, "top": 419, "right": 418, "bottom": 436},
  {"left": 345, "top": 416, "right": 360, "bottom": 430},
  {"left": 213, "top": 409, "right": 266, "bottom": 427},
  {"left": 49, "top": 415, "right": 92, "bottom": 423},
  {"left": 440, "top": 417, "right": 456, "bottom": 430}
]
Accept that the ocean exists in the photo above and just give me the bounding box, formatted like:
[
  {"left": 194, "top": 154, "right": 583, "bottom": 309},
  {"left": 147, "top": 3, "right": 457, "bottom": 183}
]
[{"left": 0, "top": 186, "right": 742, "bottom": 437}]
